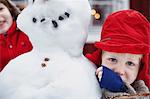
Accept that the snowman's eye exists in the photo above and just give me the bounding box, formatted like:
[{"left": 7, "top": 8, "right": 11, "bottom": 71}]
[
  {"left": 40, "top": 18, "right": 46, "bottom": 22},
  {"left": 33, "top": 0, "right": 35, "bottom": 3},
  {"left": 32, "top": 17, "right": 37, "bottom": 23}
]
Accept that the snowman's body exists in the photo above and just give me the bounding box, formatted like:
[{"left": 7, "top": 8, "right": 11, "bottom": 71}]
[{"left": 0, "top": 0, "right": 101, "bottom": 99}]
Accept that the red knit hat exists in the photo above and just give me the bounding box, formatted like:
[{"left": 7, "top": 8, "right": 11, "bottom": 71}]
[{"left": 86, "top": 10, "right": 150, "bottom": 88}]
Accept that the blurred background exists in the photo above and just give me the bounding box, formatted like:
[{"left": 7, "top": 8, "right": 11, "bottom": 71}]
[{"left": 12, "top": 0, "right": 150, "bottom": 54}]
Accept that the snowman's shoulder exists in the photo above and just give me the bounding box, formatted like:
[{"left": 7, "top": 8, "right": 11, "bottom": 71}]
[
  {"left": 10, "top": 52, "right": 34, "bottom": 64},
  {"left": 2, "top": 52, "right": 35, "bottom": 73},
  {"left": 79, "top": 56, "right": 97, "bottom": 68}
]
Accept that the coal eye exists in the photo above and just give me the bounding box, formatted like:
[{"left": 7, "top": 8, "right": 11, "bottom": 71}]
[
  {"left": 40, "top": 18, "right": 46, "bottom": 22},
  {"left": 58, "top": 16, "right": 64, "bottom": 20},
  {"left": 32, "top": 17, "right": 37, "bottom": 23},
  {"left": 33, "top": 0, "right": 35, "bottom": 3},
  {"left": 64, "top": 12, "right": 70, "bottom": 18}
]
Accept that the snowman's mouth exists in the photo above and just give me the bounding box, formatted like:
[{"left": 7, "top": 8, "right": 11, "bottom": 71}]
[
  {"left": 58, "top": 12, "right": 70, "bottom": 21},
  {"left": 53, "top": 12, "right": 70, "bottom": 28}
]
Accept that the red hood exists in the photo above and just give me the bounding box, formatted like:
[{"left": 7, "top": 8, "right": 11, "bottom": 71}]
[{"left": 86, "top": 10, "right": 150, "bottom": 88}]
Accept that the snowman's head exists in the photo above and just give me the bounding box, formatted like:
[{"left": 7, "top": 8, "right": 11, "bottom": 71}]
[{"left": 17, "top": 0, "right": 91, "bottom": 56}]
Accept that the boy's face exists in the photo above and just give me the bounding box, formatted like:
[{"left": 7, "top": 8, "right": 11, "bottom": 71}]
[
  {"left": 101, "top": 51, "right": 142, "bottom": 85},
  {"left": 0, "top": 3, "right": 13, "bottom": 34}
]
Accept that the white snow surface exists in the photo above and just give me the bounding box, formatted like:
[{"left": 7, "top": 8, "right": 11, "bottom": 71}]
[{"left": 0, "top": 0, "right": 101, "bottom": 99}]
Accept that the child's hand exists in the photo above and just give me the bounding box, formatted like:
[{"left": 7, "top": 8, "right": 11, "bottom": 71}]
[
  {"left": 96, "top": 66, "right": 103, "bottom": 82},
  {"left": 96, "top": 65, "right": 127, "bottom": 92}
]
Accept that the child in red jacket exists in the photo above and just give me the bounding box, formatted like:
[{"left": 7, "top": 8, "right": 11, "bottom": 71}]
[
  {"left": 0, "top": 0, "right": 32, "bottom": 71},
  {"left": 86, "top": 10, "right": 150, "bottom": 98}
]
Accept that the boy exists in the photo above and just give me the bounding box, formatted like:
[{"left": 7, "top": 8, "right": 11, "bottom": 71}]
[{"left": 86, "top": 9, "right": 150, "bottom": 98}]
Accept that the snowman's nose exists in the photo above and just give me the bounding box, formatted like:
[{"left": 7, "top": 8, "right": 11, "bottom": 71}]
[{"left": 52, "top": 20, "right": 58, "bottom": 28}]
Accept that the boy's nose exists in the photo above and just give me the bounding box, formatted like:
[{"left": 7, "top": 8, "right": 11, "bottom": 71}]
[{"left": 112, "top": 65, "right": 125, "bottom": 76}]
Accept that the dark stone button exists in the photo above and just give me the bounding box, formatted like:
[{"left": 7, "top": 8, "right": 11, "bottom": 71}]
[
  {"left": 41, "top": 63, "right": 46, "bottom": 67},
  {"left": 44, "top": 58, "right": 50, "bottom": 62}
]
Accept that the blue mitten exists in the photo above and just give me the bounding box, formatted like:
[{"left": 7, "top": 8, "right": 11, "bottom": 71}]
[{"left": 99, "top": 65, "right": 127, "bottom": 92}]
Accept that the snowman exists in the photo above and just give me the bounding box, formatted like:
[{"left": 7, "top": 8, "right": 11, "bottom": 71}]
[{"left": 0, "top": 0, "right": 101, "bottom": 99}]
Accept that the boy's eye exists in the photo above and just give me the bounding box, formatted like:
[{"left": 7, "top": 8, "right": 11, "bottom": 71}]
[
  {"left": 126, "top": 61, "right": 135, "bottom": 66},
  {"left": 0, "top": 7, "right": 4, "bottom": 11},
  {"left": 108, "top": 58, "right": 117, "bottom": 63}
]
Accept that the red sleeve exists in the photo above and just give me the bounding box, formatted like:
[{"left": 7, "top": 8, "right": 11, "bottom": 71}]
[{"left": 85, "top": 50, "right": 101, "bottom": 66}]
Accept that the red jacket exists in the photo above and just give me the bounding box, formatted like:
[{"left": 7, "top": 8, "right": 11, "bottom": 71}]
[{"left": 0, "top": 22, "right": 32, "bottom": 71}]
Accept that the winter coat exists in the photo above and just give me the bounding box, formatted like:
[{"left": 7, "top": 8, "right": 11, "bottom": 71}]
[
  {"left": 101, "top": 80, "right": 150, "bottom": 99},
  {"left": 0, "top": 22, "right": 32, "bottom": 71}
]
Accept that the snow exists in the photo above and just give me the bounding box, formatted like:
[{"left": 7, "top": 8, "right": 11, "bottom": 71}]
[{"left": 0, "top": 0, "right": 101, "bottom": 99}]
